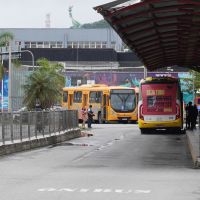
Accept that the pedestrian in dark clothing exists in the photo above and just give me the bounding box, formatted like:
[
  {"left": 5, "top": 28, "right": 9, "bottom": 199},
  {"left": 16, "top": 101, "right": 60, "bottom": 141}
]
[
  {"left": 35, "top": 103, "right": 43, "bottom": 132},
  {"left": 185, "top": 103, "right": 189, "bottom": 129},
  {"left": 87, "top": 105, "right": 95, "bottom": 128},
  {"left": 186, "top": 101, "right": 193, "bottom": 130},
  {"left": 191, "top": 104, "right": 198, "bottom": 129}
]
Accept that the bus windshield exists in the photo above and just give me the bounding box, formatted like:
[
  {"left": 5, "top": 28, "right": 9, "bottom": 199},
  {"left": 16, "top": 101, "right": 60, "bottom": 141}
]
[
  {"left": 141, "top": 83, "right": 177, "bottom": 115},
  {"left": 110, "top": 89, "right": 136, "bottom": 112}
]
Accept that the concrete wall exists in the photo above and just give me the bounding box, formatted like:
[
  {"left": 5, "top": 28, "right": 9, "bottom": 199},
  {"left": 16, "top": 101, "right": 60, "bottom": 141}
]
[{"left": 0, "top": 128, "right": 81, "bottom": 156}]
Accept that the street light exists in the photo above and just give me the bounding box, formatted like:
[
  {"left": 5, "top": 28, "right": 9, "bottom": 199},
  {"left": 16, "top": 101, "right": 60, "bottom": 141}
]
[
  {"left": 144, "top": 66, "right": 147, "bottom": 78},
  {"left": 8, "top": 48, "right": 35, "bottom": 112},
  {"left": 21, "top": 49, "right": 35, "bottom": 69}
]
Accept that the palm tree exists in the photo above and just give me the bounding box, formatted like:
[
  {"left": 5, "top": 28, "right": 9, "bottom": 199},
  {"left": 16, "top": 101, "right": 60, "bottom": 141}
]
[
  {"left": 0, "top": 32, "right": 14, "bottom": 79},
  {"left": 23, "top": 58, "right": 65, "bottom": 110},
  {"left": 0, "top": 32, "right": 14, "bottom": 46}
]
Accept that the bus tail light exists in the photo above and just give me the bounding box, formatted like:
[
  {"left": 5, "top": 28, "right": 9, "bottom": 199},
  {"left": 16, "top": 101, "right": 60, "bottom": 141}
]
[
  {"left": 139, "top": 104, "right": 144, "bottom": 120},
  {"left": 176, "top": 104, "right": 180, "bottom": 119}
]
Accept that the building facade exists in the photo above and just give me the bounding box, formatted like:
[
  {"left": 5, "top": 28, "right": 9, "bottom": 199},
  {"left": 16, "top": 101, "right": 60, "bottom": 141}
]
[{"left": 0, "top": 28, "right": 124, "bottom": 52}]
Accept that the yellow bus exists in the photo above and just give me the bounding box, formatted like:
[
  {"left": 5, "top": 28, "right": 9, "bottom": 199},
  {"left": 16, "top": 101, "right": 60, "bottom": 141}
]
[
  {"left": 138, "top": 77, "right": 184, "bottom": 133},
  {"left": 62, "top": 84, "right": 138, "bottom": 123}
]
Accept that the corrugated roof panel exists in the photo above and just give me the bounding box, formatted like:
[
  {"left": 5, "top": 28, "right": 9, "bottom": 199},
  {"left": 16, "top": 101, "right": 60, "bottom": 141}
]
[{"left": 94, "top": 0, "right": 200, "bottom": 71}]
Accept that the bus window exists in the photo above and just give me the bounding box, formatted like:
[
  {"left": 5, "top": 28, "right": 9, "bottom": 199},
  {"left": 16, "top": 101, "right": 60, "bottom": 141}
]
[
  {"left": 89, "top": 91, "right": 102, "bottom": 103},
  {"left": 110, "top": 89, "right": 135, "bottom": 112},
  {"left": 74, "top": 91, "right": 82, "bottom": 103},
  {"left": 63, "top": 91, "right": 68, "bottom": 103}
]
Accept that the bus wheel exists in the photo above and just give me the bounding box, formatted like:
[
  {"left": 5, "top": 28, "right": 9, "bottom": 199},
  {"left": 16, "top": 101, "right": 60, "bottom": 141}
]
[
  {"left": 140, "top": 128, "right": 146, "bottom": 134},
  {"left": 98, "top": 113, "right": 102, "bottom": 124}
]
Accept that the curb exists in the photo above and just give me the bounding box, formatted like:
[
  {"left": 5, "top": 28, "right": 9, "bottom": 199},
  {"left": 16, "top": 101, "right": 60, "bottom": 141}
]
[
  {"left": 0, "top": 129, "right": 81, "bottom": 156},
  {"left": 186, "top": 132, "right": 200, "bottom": 168}
]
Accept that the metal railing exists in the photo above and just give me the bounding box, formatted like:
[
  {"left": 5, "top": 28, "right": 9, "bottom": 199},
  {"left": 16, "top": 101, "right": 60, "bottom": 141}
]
[{"left": 0, "top": 110, "right": 78, "bottom": 145}]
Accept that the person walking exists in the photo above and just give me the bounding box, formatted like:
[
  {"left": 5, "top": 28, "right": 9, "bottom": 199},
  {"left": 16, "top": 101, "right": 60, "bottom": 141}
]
[
  {"left": 191, "top": 104, "right": 198, "bottom": 129},
  {"left": 35, "top": 103, "right": 43, "bottom": 132},
  {"left": 87, "top": 105, "right": 94, "bottom": 128},
  {"left": 81, "top": 107, "right": 87, "bottom": 129}
]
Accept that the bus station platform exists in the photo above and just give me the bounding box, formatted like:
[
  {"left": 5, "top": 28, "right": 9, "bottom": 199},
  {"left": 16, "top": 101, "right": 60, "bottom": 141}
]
[{"left": 186, "top": 128, "right": 200, "bottom": 168}]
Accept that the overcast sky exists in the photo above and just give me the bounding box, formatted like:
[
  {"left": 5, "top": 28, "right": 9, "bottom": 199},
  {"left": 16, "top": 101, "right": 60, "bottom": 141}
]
[{"left": 0, "top": 0, "right": 111, "bottom": 28}]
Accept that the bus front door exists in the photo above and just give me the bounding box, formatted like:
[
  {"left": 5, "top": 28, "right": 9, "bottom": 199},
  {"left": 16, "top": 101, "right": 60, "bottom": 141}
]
[
  {"left": 103, "top": 94, "right": 107, "bottom": 120},
  {"left": 83, "top": 94, "right": 88, "bottom": 108},
  {"left": 68, "top": 94, "right": 73, "bottom": 109}
]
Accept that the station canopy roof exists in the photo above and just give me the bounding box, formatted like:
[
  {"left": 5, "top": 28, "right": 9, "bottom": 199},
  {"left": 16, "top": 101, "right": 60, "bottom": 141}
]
[{"left": 94, "top": 0, "right": 200, "bottom": 71}]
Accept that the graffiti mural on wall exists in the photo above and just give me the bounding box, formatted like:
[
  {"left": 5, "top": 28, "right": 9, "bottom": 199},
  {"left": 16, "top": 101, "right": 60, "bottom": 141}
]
[
  {"left": 0, "top": 73, "right": 9, "bottom": 111},
  {"left": 64, "top": 71, "right": 192, "bottom": 104},
  {"left": 65, "top": 71, "right": 179, "bottom": 87}
]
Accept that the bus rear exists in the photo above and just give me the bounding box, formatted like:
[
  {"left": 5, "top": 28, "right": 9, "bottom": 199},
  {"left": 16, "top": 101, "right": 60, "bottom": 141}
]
[{"left": 138, "top": 77, "right": 183, "bottom": 133}]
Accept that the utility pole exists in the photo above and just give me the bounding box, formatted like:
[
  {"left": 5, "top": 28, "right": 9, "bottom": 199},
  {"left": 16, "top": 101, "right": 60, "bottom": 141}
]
[
  {"left": 8, "top": 40, "right": 12, "bottom": 112},
  {"left": 144, "top": 66, "right": 147, "bottom": 79}
]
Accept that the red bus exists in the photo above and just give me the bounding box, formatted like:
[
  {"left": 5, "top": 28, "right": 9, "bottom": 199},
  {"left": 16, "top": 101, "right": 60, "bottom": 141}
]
[{"left": 138, "top": 77, "right": 184, "bottom": 133}]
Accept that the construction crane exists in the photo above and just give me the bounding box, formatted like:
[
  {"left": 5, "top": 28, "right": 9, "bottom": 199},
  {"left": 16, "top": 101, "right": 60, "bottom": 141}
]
[{"left": 68, "top": 6, "right": 81, "bottom": 28}]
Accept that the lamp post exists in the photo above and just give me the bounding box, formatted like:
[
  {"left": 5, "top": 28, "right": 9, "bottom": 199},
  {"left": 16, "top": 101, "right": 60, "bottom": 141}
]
[
  {"left": 21, "top": 49, "right": 35, "bottom": 69},
  {"left": 8, "top": 48, "right": 35, "bottom": 112},
  {"left": 144, "top": 66, "right": 147, "bottom": 78}
]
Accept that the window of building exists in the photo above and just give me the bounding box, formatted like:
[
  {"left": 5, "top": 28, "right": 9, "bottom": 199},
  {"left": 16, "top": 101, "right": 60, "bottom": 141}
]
[
  {"left": 30, "top": 42, "right": 36, "bottom": 48},
  {"left": 96, "top": 42, "right": 101, "bottom": 48},
  {"left": 44, "top": 42, "right": 50, "bottom": 48},
  {"left": 73, "top": 42, "right": 78, "bottom": 48},
  {"left": 74, "top": 91, "right": 82, "bottom": 103},
  {"left": 90, "top": 42, "right": 95, "bottom": 48},
  {"left": 50, "top": 42, "right": 56, "bottom": 48},
  {"left": 57, "top": 41, "right": 63, "bottom": 48},
  {"left": 37, "top": 42, "right": 43, "bottom": 48},
  {"left": 78, "top": 41, "right": 84, "bottom": 48},
  {"left": 102, "top": 41, "right": 107, "bottom": 48},
  {"left": 24, "top": 42, "right": 31, "bottom": 48},
  {"left": 67, "top": 42, "right": 73, "bottom": 48},
  {"left": 85, "top": 42, "right": 89, "bottom": 48}
]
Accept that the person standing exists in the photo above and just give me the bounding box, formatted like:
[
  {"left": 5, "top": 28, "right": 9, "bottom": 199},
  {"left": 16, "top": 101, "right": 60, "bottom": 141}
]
[
  {"left": 81, "top": 107, "right": 87, "bottom": 129},
  {"left": 185, "top": 103, "right": 189, "bottom": 129},
  {"left": 186, "top": 101, "right": 193, "bottom": 130},
  {"left": 191, "top": 104, "right": 198, "bottom": 129},
  {"left": 35, "top": 103, "right": 43, "bottom": 132},
  {"left": 87, "top": 105, "right": 94, "bottom": 128}
]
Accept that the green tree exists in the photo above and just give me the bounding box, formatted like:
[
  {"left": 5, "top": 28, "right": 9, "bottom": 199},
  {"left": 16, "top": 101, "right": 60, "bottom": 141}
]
[
  {"left": 182, "top": 70, "right": 200, "bottom": 95},
  {"left": 23, "top": 58, "right": 65, "bottom": 110},
  {"left": 81, "top": 20, "right": 110, "bottom": 29},
  {"left": 0, "top": 32, "right": 14, "bottom": 46}
]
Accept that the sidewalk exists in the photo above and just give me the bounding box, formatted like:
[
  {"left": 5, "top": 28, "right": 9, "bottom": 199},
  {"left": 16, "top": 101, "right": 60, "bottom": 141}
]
[{"left": 186, "top": 128, "right": 200, "bottom": 168}]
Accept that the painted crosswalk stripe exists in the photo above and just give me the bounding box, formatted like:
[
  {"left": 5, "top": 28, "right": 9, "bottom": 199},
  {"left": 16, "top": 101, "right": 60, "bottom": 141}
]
[{"left": 37, "top": 188, "right": 151, "bottom": 194}]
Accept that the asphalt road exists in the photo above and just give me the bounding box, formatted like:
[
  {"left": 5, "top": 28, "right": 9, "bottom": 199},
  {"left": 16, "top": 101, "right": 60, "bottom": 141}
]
[{"left": 0, "top": 124, "right": 199, "bottom": 200}]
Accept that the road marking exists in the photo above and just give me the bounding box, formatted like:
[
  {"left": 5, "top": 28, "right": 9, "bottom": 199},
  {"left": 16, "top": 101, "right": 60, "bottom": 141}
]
[
  {"left": 135, "top": 190, "right": 151, "bottom": 194},
  {"left": 37, "top": 187, "right": 151, "bottom": 194}
]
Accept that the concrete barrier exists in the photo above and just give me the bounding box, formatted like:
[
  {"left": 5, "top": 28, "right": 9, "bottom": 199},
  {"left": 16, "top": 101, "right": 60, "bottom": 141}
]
[
  {"left": 0, "top": 128, "right": 81, "bottom": 156},
  {"left": 186, "top": 130, "right": 200, "bottom": 168}
]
